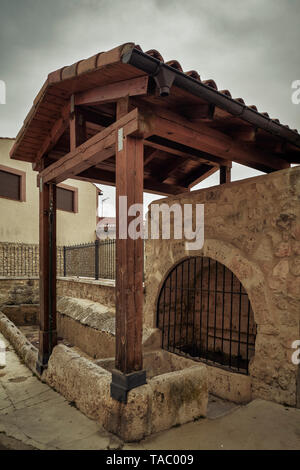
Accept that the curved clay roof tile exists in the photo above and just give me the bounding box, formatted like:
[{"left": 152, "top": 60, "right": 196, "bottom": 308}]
[
  {"left": 61, "top": 61, "right": 80, "bottom": 80},
  {"left": 262, "top": 112, "right": 270, "bottom": 118},
  {"left": 185, "top": 70, "right": 200, "bottom": 80},
  {"left": 165, "top": 60, "right": 183, "bottom": 71},
  {"left": 249, "top": 105, "right": 258, "bottom": 111},
  {"left": 235, "top": 98, "right": 245, "bottom": 104},
  {"left": 145, "top": 49, "right": 164, "bottom": 62},
  {"left": 203, "top": 79, "right": 218, "bottom": 90},
  {"left": 220, "top": 89, "right": 232, "bottom": 97}
]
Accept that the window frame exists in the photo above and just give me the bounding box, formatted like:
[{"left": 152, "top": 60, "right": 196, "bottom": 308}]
[
  {"left": 0, "top": 164, "right": 26, "bottom": 202},
  {"left": 56, "top": 183, "right": 78, "bottom": 213}
]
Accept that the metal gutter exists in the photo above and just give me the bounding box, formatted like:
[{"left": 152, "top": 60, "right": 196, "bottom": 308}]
[{"left": 122, "top": 47, "right": 300, "bottom": 148}]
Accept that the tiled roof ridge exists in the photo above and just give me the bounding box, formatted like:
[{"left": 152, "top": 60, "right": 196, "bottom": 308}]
[
  {"left": 9, "top": 42, "right": 299, "bottom": 161},
  {"left": 25, "top": 41, "right": 300, "bottom": 134},
  {"left": 136, "top": 46, "right": 298, "bottom": 135}
]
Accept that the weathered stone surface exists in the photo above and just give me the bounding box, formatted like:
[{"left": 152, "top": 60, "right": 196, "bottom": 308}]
[
  {"left": 57, "top": 296, "right": 161, "bottom": 359},
  {"left": 0, "top": 279, "right": 39, "bottom": 307},
  {"left": 149, "top": 366, "right": 207, "bottom": 435},
  {"left": 57, "top": 277, "right": 115, "bottom": 308},
  {"left": 0, "top": 277, "right": 116, "bottom": 311},
  {"left": 207, "top": 365, "right": 251, "bottom": 403},
  {"left": 57, "top": 296, "right": 115, "bottom": 333},
  {"left": 0, "top": 312, "right": 38, "bottom": 374},
  {"left": 44, "top": 345, "right": 208, "bottom": 442},
  {"left": 144, "top": 166, "right": 300, "bottom": 408},
  {"left": 1, "top": 304, "right": 38, "bottom": 326}
]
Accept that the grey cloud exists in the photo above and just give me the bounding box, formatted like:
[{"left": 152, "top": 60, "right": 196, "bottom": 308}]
[{"left": 0, "top": 0, "right": 299, "bottom": 138}]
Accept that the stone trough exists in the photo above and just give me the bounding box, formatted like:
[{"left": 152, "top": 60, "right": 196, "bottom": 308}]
[{"left": 0, "top": 308, "right": 208, "bottom": 442}]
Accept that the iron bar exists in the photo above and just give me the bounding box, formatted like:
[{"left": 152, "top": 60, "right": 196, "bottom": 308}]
[{"left": 157, "top": 256, "right": 256, "bottom": 375}]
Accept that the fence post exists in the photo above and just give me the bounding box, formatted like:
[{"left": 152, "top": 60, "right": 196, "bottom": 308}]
[
  {"left": 95, "top": 239, "right": 99, "bottom": 280},
  {"left": 63, "top": 246, "right": 66, "bottom": 277}
]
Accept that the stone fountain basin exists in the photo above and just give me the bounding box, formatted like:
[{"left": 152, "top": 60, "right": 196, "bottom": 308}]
[{"left": 45, "top": 346, "right": 208, "bottom": 442}]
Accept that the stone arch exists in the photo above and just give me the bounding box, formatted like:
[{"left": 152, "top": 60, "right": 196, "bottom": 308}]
[
  {"left": 156, "top": 255, "right": 257, "bottom": 374},
  {"left": 145, "top": 238, "right": 273, "bottom": 331}
]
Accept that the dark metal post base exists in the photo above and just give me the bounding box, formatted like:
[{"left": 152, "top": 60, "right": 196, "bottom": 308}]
[
  {"left": 36, "top": 354, "right": 49, "bottom": 375},
  {"left": 110, "top": 369, "right": 146, "bottom": 403}
]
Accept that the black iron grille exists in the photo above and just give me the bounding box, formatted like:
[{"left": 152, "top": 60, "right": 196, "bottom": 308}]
[{"left": 157, "top": 256, "right": 256, "bottom": 375}]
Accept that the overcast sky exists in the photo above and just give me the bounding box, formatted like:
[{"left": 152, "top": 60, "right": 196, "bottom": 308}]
[{"left": 0, "top": 0, "right": 299, "bottom": 213}]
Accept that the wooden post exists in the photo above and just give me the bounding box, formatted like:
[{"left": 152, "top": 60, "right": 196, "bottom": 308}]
[
  {"left": 220, "top": 164, "right": 232, "bottom": 184},
  {"left": 111, "top": 121, "right": 146, "bottom": 402},
  {"left": 36, "top": 181, "right": 57, "bottom": 374},
  {"left": 70, "top": 97, "right": 86, "bottom": 152}
]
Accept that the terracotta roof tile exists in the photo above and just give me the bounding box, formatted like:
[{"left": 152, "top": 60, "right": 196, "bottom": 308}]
[
  {"left": 186, "top": 70, "right": 201, "bottom": 80},
  {"left": 203, "top": 79, "right": 218, "bottom": 90},
  {"left": 145, "top": 49, "right": 164, "bottom": 61},
  {"left": 165, "top": 60, "right": 183, "bottom": 72},
  {"left": 9, "top": 41, "right": 300, "bottom": 163}
]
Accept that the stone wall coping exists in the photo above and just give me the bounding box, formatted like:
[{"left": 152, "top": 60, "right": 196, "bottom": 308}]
[
  {"left": 57, "top": 276, "right": 115, "bottom": 287},
  {"left": 149, "top": 164, "right": 300, "bottom": 205},
  {"left": 0, "top": 276, "right": 39, "bottom": 280},
  {"left": 0, "top": 276, "right": 115, "bottom": 287}
]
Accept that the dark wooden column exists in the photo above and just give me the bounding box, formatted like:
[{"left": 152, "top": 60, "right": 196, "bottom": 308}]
[
  {"left": 36, "top": 181, "right": 57, "bottom": 374},
  {"left": 111, "top": 127, "right": 146, "bottom": 403},
  {"left": 220, "top": 164, "right": 232, "bottom": 184},
  {"left": 70, "top": 101, "right": 86, "bottom": 152}
]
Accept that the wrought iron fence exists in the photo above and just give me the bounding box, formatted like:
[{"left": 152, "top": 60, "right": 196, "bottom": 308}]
[
  {"left": 0, "top": 240, "right": 116, "bottom": 280},
  {"left": 63, "top": 239, "right": 116, "bottom": 280}
]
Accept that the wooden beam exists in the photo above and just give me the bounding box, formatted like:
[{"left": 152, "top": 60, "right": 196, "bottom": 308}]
[
  {"left": 70, "top": 106, "right": 86, "bottom": 152},
  {"left": 116, "top": 96, "right": 130, "bottom": 120},
  {"left": 177, "top": 163, "right": 215, "bottom": 187},
  {"left": 180, "top": 103, "right": 215, "bottom": 121},
  {"left": 36, "top": 182, "right": 57, "bottom": 374},
  {"left": 115, "top": 135, "right": 144, "bottom": 374},
  {"left": 33, "top": 102, "right": 70, "bottom": 170},
  {"left": 220, "top": 164, "right": 232, "bottom": 184},
  {"left": 284, "top": 144, "right": 300, "bottom": 164},
  {"left": 144, "top": 139, "right": 227, "bottom": 169},
  {"left": 146, "top": 135, "right": 230, "bottom": 166},
  {"left": 39, "top": 108, "right": 142, "bottom": 184},
  {"left": 144, "top": 177, "right": 187, "bottom": 195},
  {"left": 142, "top": 108, "right": 290, "bottom": 172},
  {"left": 144, "top": 147, "right": 160, "bottom": 166},
  {"left": 188, "top": 166, "right": 219, "bottom": 189},
  {"left": 153, "top": 155, "right": 183, "bottom": 183},
  {"left": 79, "top": 108, "right": 114, "bottom": 127},
  {"left": 76, "top": 167, "right": 185, "bottom": 195},
  {"left": 75, "top": 76, "right": 148, "bottom": 107}
]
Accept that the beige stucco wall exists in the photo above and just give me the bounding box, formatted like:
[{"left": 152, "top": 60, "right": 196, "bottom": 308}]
[
  {"left": 0, "top": 138, "right": 97, "bottom": 245},
  {"left": 144, "top": 166, "right": 300, "bottom": 407}
]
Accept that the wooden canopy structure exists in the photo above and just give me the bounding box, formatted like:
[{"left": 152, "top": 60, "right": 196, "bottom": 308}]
[{"left": 10, "top": 42, "right": 300, "bottom": 401}]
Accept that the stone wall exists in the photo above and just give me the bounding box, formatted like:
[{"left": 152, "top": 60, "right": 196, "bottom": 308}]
[
  {"left": 0, "top": 277, "right": 115, "bottom": 310},
  {"left": 144, "top": 166, "right": 300, "bottom": 407}
]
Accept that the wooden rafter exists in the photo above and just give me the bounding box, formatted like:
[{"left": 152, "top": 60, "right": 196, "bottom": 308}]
[
  {"left": 141, "top": 108, "right": 290, "bottom": 172},
  {"left": 75, "top": 76, "right": 148, "bottom": 107},
  {"left": 188, "top": 166, "right": 219, "bottom": 189},
  {"left": 70, "top": 104, "right": 86, "bottom": 152},
  {"left": 32, "top": 102, "right": 70, "bottom": 170},
  {"left": 76, "top": 166, "right": 186, "bottom": 195},
  {"left": 39, "top": 108, "right": 143, "bottom": 184},
  {"left": 220, "top": 163, "right": 232, "bottom": 184}
]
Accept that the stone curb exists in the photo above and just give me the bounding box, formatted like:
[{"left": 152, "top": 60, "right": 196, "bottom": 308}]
[{"left": 0, "top": 311, "right": 38, "bottom": 374}]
